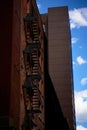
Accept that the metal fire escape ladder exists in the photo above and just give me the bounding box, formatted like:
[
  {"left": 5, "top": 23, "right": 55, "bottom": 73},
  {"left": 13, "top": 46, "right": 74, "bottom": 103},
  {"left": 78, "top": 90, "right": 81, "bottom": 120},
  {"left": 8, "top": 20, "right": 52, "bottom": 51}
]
[{"left": 22, "top": 0, "right": 45, "bottom": 130}]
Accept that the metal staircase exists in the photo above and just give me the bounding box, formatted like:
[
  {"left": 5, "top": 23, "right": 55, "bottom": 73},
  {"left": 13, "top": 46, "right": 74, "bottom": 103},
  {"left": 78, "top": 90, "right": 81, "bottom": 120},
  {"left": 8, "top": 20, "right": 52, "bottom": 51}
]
[{"left": 22, "top": 0, "right": 45, "bottom": 130}]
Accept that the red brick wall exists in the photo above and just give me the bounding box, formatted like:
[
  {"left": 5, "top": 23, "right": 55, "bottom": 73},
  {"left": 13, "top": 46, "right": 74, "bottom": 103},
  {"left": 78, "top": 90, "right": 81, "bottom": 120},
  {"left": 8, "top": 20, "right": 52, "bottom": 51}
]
[
  {"left": 9, "top": 0, "right": 21, "bottom": 128},
  {"left": 10, "top": 0, "right": 28, "bottom": 129}
]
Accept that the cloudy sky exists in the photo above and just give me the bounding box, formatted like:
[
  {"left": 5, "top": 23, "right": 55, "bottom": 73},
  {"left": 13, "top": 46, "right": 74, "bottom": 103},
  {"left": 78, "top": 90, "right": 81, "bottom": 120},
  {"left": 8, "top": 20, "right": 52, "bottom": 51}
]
[{"left": 36, "top": 0, "right": 87, "bottom": 130}]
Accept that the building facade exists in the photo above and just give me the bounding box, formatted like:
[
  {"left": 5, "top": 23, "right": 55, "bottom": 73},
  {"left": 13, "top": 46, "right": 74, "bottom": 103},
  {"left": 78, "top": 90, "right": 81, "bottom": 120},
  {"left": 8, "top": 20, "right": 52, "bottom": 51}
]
[
  {"left": 0, "top": 1, "right": 76, "bottom": 130},
  {"left": 41, "top": 6, "right": 76, "bottom": 130}
]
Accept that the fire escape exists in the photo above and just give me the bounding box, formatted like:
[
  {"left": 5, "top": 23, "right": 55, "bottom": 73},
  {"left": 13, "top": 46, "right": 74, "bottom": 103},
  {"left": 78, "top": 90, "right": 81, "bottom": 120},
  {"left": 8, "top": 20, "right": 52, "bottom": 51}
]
[{"left": 22, "top": 0, "right": 44, "bottom": 130}]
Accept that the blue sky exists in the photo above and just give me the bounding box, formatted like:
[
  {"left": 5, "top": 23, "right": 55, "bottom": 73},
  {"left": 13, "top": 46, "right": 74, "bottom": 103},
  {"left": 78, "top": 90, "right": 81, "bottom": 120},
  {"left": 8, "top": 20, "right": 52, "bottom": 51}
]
[{"left": 36, "top": 0, "right": 87, "bottom": 130}]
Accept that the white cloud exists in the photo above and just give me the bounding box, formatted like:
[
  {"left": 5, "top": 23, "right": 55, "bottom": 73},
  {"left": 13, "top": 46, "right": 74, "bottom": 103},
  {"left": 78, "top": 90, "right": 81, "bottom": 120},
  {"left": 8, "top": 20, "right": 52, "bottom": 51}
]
[
  {"left": 37, "top": 2, "right": 41, "bottom": 9},
  {"left": 69, "top": 8, "right": 87, "bottom": 29},
  {"left": 75, "top": 90, "right": 87, "bottom": 122},
  {"left": 72, "top": 37, "right": 78, "bottom": 44},
  {"left": 77, "top": 56, "right": 87, "bottom": 65},
  {"left": 77, "top": 125, "right": 87, "bottom": 130},
  {"left": 81, "top": 78, "right": 87, "bottom": 86},
  {"left": 73, "top": 61, "right": 76, "bottom": 65}
]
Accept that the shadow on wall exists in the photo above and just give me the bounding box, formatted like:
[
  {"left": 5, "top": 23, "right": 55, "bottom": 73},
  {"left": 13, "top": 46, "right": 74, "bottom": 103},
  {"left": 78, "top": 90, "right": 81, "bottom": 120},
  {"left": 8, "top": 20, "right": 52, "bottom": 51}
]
[{"left": 44, "top": 34, "right": 70, "bottom": 130}]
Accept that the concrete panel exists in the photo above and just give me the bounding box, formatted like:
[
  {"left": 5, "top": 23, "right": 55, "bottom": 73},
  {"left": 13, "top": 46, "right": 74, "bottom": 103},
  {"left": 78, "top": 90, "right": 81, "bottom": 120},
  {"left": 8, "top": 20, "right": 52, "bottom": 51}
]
[{"left": 48, "top": 6, "right": 75, "bottom": 130}]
